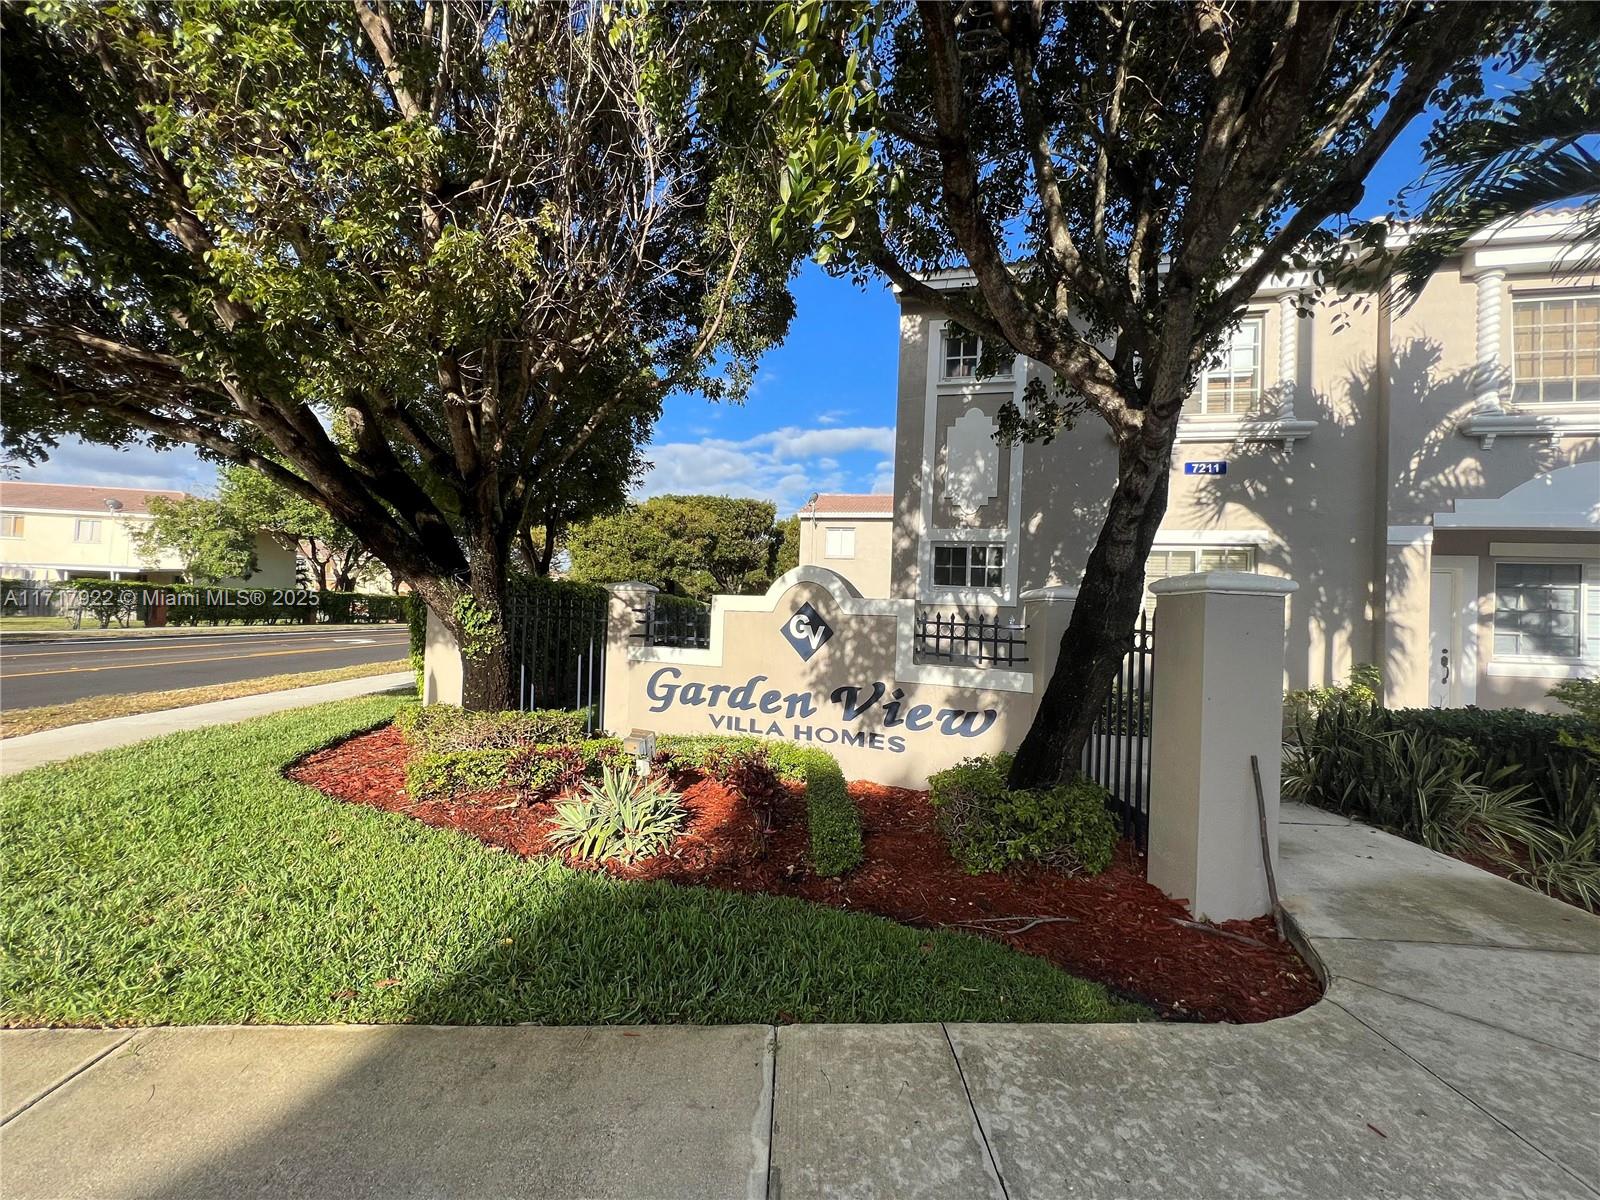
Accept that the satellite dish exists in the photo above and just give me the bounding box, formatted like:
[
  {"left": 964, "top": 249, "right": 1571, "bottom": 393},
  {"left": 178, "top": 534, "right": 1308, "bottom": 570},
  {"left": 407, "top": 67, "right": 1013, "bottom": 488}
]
[{"left": 104, "top": 498, "right": 124, "bottom": 511}]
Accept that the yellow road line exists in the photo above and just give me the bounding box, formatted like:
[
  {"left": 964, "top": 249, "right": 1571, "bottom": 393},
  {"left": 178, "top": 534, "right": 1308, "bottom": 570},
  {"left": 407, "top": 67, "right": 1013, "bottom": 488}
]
[
  {"left": 2, "top": 631, "right": 408, "bottom": 661},
  {"left": 2, "top": 643, "right": 408, "bottom": 680}
]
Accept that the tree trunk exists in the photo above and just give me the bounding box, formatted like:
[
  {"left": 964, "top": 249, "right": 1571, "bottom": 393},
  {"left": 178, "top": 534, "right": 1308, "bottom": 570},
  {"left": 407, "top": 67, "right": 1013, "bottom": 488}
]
[
  {"left": 1008, "top": 438, "right": 1171, "bottom": 789},
  {"left": 456, "top": 541, "right": 515, "bottom": 712}
]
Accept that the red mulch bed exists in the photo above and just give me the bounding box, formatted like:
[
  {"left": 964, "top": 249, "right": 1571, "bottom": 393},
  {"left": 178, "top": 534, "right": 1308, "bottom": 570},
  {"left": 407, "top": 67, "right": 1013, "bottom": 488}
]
[{"left": 289, "top": 725, "right": 1322, "bottom": 1023}]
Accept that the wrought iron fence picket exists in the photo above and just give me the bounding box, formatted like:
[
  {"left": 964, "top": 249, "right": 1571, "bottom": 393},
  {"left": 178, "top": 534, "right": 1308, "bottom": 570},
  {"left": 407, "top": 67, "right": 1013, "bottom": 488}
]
[{"left": 1080, "top": 610, "right": 1155, "bottom": 848}]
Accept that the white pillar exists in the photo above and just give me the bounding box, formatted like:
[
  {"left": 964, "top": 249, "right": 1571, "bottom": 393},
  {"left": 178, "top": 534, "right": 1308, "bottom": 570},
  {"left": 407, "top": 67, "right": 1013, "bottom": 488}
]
[
  {"left": 1473, "top": 269, "right": 1507, "bottom": 415},
  {"left": 423, "top": 608, "right": 464, "bottom": 706},
  {"left": 1277, "top": 292, "right": 1299, "bottom": 420},
  {"left": 1146, "top": 571, "right": 1297, "bottom": 922},
  {"left": 1020, "top": 585, "right": 1078, "bottom": 695},
  {"left": 602, "top": 581, "right": 658, "bottom": 738}
]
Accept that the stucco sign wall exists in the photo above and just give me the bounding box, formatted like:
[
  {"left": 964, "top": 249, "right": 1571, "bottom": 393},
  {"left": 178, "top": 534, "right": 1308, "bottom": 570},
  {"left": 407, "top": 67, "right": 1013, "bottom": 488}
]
[{"left": 603, "top": 568, "right": 1042, "bottom": 788}]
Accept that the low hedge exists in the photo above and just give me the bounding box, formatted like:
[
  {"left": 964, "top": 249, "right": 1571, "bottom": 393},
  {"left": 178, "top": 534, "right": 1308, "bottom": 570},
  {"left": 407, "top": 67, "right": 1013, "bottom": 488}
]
[
  {"left": 1348, "top": 705, "right": 1595, "bottom": 830},
  {"left": 655, "top": 734, "right": 863, "bottom": 877},
  {"left": 402, "top": 704, "right": 592, "bottom": 754},
  {"left": 407, "top": 739, "right": 627, "bottom": 802},
  {"left": 927, "top": 753, "right": 1117, "bottom": 876},
  {"left": 63, "top": 579, "right": 406, "bottom": 627}
]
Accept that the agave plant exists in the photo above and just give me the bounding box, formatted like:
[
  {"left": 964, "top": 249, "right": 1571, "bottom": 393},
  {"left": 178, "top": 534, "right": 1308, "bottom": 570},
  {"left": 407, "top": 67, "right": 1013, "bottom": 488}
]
[{"left": 547, "top": 767, "right": 685, "bottom": 865}]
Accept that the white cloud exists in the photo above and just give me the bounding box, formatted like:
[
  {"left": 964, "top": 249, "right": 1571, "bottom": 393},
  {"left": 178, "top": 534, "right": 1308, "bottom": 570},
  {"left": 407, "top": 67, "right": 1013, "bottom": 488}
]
[
  {"left": 11, "top": 437, "right": 216, "bottom": 494},
  {"left": 871, "top": 459, "right": 896, "bottom": 493},
  {"left": 816, "top": 408, "right": 852, "bottom": 426},
  {"left": 638, "top": 424, "right": 894, "bottom": 514}
]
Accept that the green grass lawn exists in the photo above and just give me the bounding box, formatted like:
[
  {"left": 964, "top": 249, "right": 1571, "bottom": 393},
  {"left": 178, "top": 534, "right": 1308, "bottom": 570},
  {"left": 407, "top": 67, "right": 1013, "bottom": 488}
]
[{"left": 0, "top": 696, "right": 1146, "bottom": 1027}]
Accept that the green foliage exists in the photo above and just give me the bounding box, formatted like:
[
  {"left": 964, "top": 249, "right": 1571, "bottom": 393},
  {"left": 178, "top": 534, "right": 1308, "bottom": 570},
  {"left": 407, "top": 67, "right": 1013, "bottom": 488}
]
[
  {"left": 1285, "top": 663, "right": 1383, "bottom": 727},
  {"left": 548, "top": 766, "right": 687, "bottom": 864},
  {"left": 406, "top": 738, "right": 625, "bottom": 803},
  {"left": 567, "top": 494, "right": 788, "bottom": 598},
  {"left": 132, "top": 495, "right": 259, "bottom": 585},
  {"left": 403, "top": 705, "right": 591, "bottom": 754},
  {"left": 774, "top": 515, "right": 801, "bottom": 577},
  {"left": 218, "top": 464, "right": 382, "bottom": 592},
  {"left": 654, "top": 734, "right": 862, "bottom": 876},
  {"left": 0, "top": 696, "right": 1145, "bottom": 1026},
  {"left": 928, "top": 754, "right": 1117, "bottom": 876},
  {"left": 451, "top": 595, "right": 502, "bottom": 661},
  {"left": 406, "top": 595, "right": 427, "bottom": 699},
  {"left": 1393, "top": 4, "right": 1600, "bottom": 297},
  {"left": 0, "top": 2, "right": 821, "bottom": 708},
  {"left": 796, "top": 747, "right": 863, "bottom": 878},
  {"left": 1549, "top": 679, "right": 1600, "bottom": 757},
  {"left": 1286, "top": 698, "right": 1600, "bottom": 909}
]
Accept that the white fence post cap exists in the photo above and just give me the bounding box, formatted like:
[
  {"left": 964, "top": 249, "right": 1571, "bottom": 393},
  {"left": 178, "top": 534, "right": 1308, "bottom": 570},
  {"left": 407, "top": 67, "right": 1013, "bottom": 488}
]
[{"left": 1148, "top": 571, "right": 1297, "bottom": 598}]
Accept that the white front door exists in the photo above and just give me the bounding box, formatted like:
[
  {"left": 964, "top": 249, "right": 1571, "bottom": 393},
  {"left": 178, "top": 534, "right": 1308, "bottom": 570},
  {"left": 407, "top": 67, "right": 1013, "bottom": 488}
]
[{"left": 1427, "top": 557, "right": 1479, "bottom": 709}]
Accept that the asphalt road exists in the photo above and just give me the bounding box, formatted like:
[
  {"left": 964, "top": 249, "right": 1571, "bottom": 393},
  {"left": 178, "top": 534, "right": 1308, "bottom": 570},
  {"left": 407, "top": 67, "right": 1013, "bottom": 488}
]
[{"left": 0, "top": 627, "right": 411, "bottom": 710}]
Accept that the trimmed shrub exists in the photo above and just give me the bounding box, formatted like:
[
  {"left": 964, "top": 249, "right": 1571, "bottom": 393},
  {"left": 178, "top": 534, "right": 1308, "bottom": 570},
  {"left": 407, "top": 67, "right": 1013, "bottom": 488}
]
[
  {"left": 406, "top": 748, "right": 520, "bottom": 801},
  {"left": 655, "top": 734, "right": 862, "bottom": 876},
  {"left": 794, "top": 747, "right": 862, "bottom": 877},
  {"left": 928, "top": 753, "right": 1117, "bottom": 876},
  {"left": 403, "top": 705, "right": 590, "bottom": 754}
]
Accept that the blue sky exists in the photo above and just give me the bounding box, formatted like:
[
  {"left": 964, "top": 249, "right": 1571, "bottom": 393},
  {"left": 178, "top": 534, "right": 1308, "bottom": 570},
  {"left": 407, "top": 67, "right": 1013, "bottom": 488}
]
[{"left": 14, "top": 99, "right": 1461, "bottom": 514}]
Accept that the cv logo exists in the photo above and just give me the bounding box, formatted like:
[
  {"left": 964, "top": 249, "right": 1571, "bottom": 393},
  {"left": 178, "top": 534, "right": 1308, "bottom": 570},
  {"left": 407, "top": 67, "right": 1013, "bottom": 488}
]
[{"left": 781, "top": 602, "right": 834, "bottom": 661}]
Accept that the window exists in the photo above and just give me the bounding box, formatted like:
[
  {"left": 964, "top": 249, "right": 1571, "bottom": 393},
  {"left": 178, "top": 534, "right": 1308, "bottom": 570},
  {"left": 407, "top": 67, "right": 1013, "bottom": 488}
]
[
  {"left": 941, "top": 324, "right": 1012, "bottom": 381},
  {"left": 824, "top": 527, "right": 856, "bottom": 558},
  {"left": 1190, "top": 317, "right": 1264, "bottom": 416},
  {"left": 1143, "top": 546, "right": 1256, "bottom": 608},
  {"left": 0, "top": 514, "right": 22, "bottom": 538},
  {"left": 1512, "top": 296, "right": 1600, "bottom": 406},
  {"left": 74, "top": 518, "right": 101, "bottom": 543},
  {"left": 932, "top": 543, "right": 1005, "bottom": 589},
  {"left": 1494, "top": 562, "right": 1584, "bottom": 658}
]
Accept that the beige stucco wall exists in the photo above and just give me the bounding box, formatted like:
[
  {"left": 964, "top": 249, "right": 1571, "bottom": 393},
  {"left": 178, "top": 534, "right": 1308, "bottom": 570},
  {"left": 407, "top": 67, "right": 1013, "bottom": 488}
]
[
  {"left": 797, "top": 516, "right": 894, "bottom": 599},
  {"left": 604, "top": 568, "right": 1038, "bottom": 788}
]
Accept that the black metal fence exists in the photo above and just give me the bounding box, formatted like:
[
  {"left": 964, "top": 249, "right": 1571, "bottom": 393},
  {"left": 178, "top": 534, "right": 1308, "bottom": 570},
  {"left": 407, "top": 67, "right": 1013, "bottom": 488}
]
[
  {"left": 632, "top": 597, "right": 711, "bottom": 649},
  {"left": 1080, "top": 609, "right": 1156, "bottom": 847},
  {"left": 504, "top": 583, "right": 608, "bottom": 732},
  {"left": 914, "top": 610, "right": 1029, "bottom": 666}
]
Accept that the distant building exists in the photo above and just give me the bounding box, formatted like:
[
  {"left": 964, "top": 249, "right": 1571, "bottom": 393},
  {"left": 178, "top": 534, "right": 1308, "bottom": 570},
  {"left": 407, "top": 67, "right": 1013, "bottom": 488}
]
[
  {"left": 797, "top": 493, "right": 894, "bottom": 598},
  {"left": 0, "top": 481, "right": 296, "bottom": 587}
]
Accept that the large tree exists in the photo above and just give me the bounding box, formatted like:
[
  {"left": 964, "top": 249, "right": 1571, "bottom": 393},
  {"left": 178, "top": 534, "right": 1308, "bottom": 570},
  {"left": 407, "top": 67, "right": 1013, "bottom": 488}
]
[
  {"left": 217, "top": 465, "right": 382, "bottom": 593},
  {"left": 780, "top": 1, "right": 1519, "bottom": 786},
  {"left": 567, "top": 494, "right": 786, "bottom": 599},
  {"left": 2, "top": 1, "right": 813, "bottom": 707}
]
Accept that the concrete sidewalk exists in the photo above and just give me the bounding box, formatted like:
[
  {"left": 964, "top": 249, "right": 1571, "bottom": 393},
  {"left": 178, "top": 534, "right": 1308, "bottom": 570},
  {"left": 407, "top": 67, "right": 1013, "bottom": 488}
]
[
  {"left": 2, "top": 806, "right": 1596, "bottom": 1199},
  {"left": 0, "top": 671, "right": 413, "bottom": 776}
]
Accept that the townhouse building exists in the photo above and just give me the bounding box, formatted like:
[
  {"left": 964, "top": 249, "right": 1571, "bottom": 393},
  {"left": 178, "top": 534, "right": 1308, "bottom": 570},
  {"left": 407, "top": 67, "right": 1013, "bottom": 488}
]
[
  {"left": 887, "top": 212, "right": 1599, "bottom": 712},
  {"left": 0, "top": 482, "right": 297, "bottom": 588}
]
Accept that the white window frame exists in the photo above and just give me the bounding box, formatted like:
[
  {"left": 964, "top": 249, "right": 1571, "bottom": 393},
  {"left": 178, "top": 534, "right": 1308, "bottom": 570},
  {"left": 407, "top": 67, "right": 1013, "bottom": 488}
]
[
  {"left": 73, "top": 518, "right": 102, "bottom": 544},
  {"left": 931, "top": 541, "right": 1006, "bottom": 591},
  {"left": 940, "top": 323, "right": 1013, "bottom": 383},
  {"left": 0, "top": 513, "right": 22, "bottom": 538},
  {"left": 1142, "top": 544, "right": 1258, "bottom": 608},
  {"left": 1489, "top": 557, "right": 1598, "bottom": 670},
  {"left": 823, "top": 526, "right": 856, "bottom": 559},
  {"left": 1190, "top": 315, "right": 1266, "bottom": 418},
  {"left": 1510, "top": 292, "right": 1600, "bottom": 409}
]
